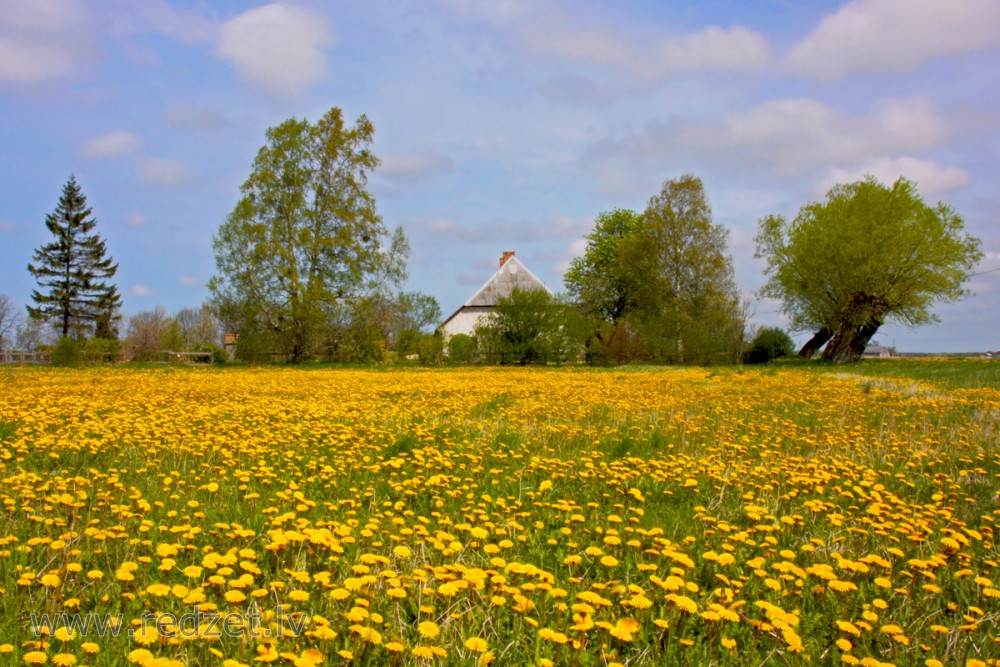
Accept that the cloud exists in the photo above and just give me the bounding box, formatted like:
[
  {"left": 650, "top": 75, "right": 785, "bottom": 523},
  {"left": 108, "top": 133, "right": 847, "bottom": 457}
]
[
  {"left": 102, "top": 0, "right": 216, "bottom": 44},
  {"left": 0, "top": 0, "right": 97, "bottom": 83},
  {"left": 418, "top": 218, "right": 493, "bottom": 243},
  {"left": 131, "top": 284, "right": 151, "bottom": 297},
  {"left": 817, "top": 157, "right": 971, "bottom": 196},
  {"left": 553, "top": 237, "right": 587, "bottom": 274},
  {"left": 138, "top": 158, "right": 193, "bottom": 187},
  {"left": 163, "top": 104, "right": 226, "bottom": 131},
  {"left": 436, "top": 0, "right": 542, "bottom": 24},
  {"left": 787, "top": 0, "right": 1000, "bottom": 81},
  {"left": 586, "top": 96, "right": 954, "bottom": 186},
  {"left": 380, "top": 153, "right": 453, "bottom": 182},
  {"left": 516, "top": 14, "right": 771, "bottom": 82},
  {"left": 516, "top": 14, "right": 630, "bottom": 67},
  {"left": 0, "top": 220, "right": 14, "bottom": 232},
  {"left": 80, "top": 131, "right": 142, "bottom": 159},
  {"left": 126, "top": 214, "right": 145, "bottom": 228},
  {"left": 648, "top": 26, "right": 772, "bottom": 78},
  {"left": 216, "top": 4, "right": 332, "bottom": 98},
  {"left": 178, "top": 276, "right": 200, "bottom": 286}
]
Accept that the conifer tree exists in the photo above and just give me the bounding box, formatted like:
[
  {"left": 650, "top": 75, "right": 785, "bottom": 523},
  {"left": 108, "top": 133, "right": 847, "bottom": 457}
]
[{"left": 28, "top": 176, "right": 122, "bottom": 338}]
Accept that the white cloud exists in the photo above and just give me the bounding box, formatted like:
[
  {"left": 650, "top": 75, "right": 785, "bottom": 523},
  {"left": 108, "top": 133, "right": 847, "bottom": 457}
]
[
  {"left": 609, "top": 97, "right": 951, "bottom": 174},
  {"left": 138, "top": 158, "right": 193, "bottom": 187},
  {"left": 649, "top": 26, "right": 772, "bottom": 78},
  {"left": 80, "top": 131, "right": 142, "bottom": 159},
  {"left": 131, "top": 284, "right": 151, "bottom": 297},
  {"left": 0, "top": 220, "right": 14, "bottom": 231},
  {"left": 817, "top": 157, "right": 971, "bottom": 196},
  {"left": 0, "top": 0, "right": 97, "bottom": 83},
  {"left": 126, "top": 214, "right": 145, "bottom": 228},
  {"left": 178, "top": 276, "right": 199, "bottom": 286},
  {"left": 380, "top": 153, "right": 453, "bottom": 182},
  {"left": 787, "top": 0, "right": 1000, "bottom": 81},
  {"left": 517, "top": 16, "right": 771, "bottom": 79},
  {"left": 553, "top": 236, "right": 587, "bottom": 274},
  {"left": 216, "top": 4, "right": 332, "bottom": 98}
]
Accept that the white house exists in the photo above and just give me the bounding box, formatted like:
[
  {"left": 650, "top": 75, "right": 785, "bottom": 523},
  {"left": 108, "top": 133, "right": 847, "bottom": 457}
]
[{"left": 440, "top": 251, "right": 550, "bottom": 340}]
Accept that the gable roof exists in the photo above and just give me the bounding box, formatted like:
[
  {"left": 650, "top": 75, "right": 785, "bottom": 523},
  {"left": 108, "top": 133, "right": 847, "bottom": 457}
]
[
  {"left": 463, "top": 255, "right": 549, "bottom": 307},
  {"left": 441, "top": 254, "right": 551, "bottom": 329}
]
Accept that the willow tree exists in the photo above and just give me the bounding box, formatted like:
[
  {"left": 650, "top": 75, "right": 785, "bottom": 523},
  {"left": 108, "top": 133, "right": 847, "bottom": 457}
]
[
  {"left": 209, "top": 107, "right": 407, "bottom": 363},
  {"left": 756, "top": 176, "right": 982, "bottom": 363}
]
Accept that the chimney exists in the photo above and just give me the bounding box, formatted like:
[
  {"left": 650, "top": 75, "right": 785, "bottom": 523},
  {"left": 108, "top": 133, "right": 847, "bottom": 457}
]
[{"left": 500, "top": 251, "right": 515, "bottom": 267}]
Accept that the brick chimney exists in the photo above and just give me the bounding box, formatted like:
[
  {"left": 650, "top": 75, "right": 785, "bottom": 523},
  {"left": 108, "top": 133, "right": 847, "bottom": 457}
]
[{"left": 500, "top": 251, "right": 515, "bottom": 267}]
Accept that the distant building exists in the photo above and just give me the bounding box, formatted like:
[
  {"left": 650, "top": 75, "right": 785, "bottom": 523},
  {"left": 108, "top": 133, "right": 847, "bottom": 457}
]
[
  {"left": 862, "top": 343, "right": 893, "bottom": 358},
  {"left": 440, "top": 251, "right": 550, "bottom": 340}
]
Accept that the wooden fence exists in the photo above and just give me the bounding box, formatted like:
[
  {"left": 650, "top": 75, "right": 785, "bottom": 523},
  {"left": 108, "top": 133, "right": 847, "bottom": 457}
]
[
  {"left": 0, "top": 350, "right": 215, "bottom": 365},
  {"left": 0, "top": 350, "right": 51, "bottom": 364}
]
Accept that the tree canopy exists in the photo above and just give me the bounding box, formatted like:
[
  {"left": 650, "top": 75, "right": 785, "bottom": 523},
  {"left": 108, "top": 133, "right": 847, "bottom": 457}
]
[
  {"left": 755, "top": 176, "right": 982, "bottom": 362},
  {"left": 209, "top": 107, "right": 408, "bottom": 363},
  {"left": 623, "top": 174, "right": 745, "bottom": 365},
  {"left": 27, "top": 176, "right": 121, "bottom": 339},
  {"left": 565, "top": 208, "right": 641, "bottom": 326},
  {"left": 474, "top": 288, "right": 584, "bottom": 365}
]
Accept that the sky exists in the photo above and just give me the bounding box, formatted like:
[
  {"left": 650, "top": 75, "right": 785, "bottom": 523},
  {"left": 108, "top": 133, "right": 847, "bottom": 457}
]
[{"left": 1, "top": 0, "right": 998, "bottom": 352}]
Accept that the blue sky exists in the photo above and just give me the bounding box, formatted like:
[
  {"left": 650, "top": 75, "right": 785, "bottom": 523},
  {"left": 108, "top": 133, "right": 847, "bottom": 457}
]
[{"left": 1, "top": 0, "right": 998, "bottom": 352}]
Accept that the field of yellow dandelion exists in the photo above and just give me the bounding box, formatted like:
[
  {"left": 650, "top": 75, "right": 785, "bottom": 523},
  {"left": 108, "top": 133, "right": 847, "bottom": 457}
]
[{"left": 1, "top": 361, "right": 999, "bottom": 667}]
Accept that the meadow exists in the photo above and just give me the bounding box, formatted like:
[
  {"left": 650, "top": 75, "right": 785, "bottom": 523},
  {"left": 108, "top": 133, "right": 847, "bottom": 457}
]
[{"left": 1, "top": 360, "right": 998, "bottom": 666}]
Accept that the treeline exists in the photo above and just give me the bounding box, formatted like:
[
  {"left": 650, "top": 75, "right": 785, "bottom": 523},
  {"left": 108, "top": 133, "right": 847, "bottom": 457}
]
[{"left": 6, "top": 106, "right": 982, "bottom": 366}]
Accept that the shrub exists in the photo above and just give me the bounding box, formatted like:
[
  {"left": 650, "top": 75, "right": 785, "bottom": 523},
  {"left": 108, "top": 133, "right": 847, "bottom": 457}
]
[
  {"left": 743, "top": 326, "right": 795, "bottom": 364},
  {"left": 50, "top": 336, "right": 81, "bottom": 366},
  {"left": 447, "top": 333, "right": 475, "bottom": 364}
]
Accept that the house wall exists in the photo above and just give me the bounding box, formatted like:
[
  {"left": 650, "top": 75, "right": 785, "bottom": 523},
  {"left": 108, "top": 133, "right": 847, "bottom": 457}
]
[{"left": 441, "top": 306, "right": 494, "bottom": 340}]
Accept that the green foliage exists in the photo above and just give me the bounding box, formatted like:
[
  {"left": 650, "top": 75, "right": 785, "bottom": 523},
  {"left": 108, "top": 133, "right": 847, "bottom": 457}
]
[
  {"left": 28, "top": 176, "right": 122, "bottom": 339},
  {"left": 235, "top": 330, "right": 283, "bottom": 364},
  {"left": 565, "top": 208, "right": 641, "bottom": 326},
  {"left": 743, "top": 326, "right": 795, "bottom": 364},
  {"left": 622, "top": 174, "right": 745, "bottom": 365},
  {"left": 82, "top": 337, "right": 121, "bottom": 364},
  {"left": 474, "top": 288, "right": 584, "bottom": 365},
  {"left": 756, "top": 176, "right": 983, "bottom": 363},
  {"left": 446, "top": 333, "right": 475, "bottom": 364},
  {"left": 50, "top": 335, "right": 81, "bottom": 366},
  {"left": 417, "top": 332, "right": 444, "bottom": 366},
  {"left": 209, "top": 107, "right": 408, "bottom": 363}
]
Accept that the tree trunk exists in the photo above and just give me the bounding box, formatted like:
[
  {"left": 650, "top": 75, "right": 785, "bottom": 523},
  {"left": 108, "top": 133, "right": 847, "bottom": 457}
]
[
  {"left": 798, "top": 327, "right": 832, "bottom": 358},
  {"left": 821, "top": 318, "right": 883, "bottom": 363}
]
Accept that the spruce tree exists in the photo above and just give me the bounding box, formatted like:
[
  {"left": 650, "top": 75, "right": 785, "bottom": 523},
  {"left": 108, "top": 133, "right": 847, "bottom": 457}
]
[{"left": 28, "top": 176, "right": 122, "bottom": 339}]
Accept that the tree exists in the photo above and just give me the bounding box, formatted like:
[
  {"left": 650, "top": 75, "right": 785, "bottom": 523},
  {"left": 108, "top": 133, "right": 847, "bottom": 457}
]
[
  {"left": 173, "top": 304, "right": 222, "bottom": 350},
  {"left": 0, "top": 294, "right": 21, "bottom": 349},
  {"left": 209, "top": 107, "right": 408, "bottom": 363},
  {"left": 28, "top": 176, "right": 121, "bottom": 339},
  {"left": 756, "top": 176, "right": 982, "bottom": 363},
  {"left": 622, "top": 174, "right": 744, "bottom": 365},
  {"left": 125, "top": 307, "right": 175, "bottom": 361},
  {"left": 564, "top": 208, "right": 643, "bottom": 364},
  {"left": 474, "top": 288, "right": 584, "bottom": 365},
  {"left": 743, "top": 326, "right": 794, "bottom": 364}
]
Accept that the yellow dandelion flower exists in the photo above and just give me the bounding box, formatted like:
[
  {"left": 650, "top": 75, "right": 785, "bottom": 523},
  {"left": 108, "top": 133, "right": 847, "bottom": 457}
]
[
  {"left": 417, "top": 621, "right": 440, "bottom": 639},
  {"left": 465, "top": 637, "right": 488, "bottom": 653}
]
